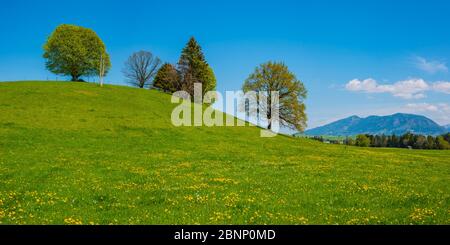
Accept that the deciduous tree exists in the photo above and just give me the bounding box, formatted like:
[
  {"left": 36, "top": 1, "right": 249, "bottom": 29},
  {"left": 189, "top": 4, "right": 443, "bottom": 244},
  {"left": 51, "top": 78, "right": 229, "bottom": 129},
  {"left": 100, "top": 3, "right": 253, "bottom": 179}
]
[
  {"left": 43, "top": 24, "right": 111, "bottom": 81},
  {"left": 355, "top": 134, "right": 370, "bottom": 147},
  {"left": 123, "top": 51, "right": 161, "bottom": 88},
  {"left": 242, "top": 61, "right": 307, "bottom": 131}
]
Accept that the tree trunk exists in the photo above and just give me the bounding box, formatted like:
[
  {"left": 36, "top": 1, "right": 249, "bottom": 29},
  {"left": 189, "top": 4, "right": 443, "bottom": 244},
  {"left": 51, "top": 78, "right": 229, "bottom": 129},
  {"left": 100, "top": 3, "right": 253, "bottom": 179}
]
[
  {"left": 267, "top": 119, "right": 272, "bottom": 130},
  {"left": 71, "top": 74, "right": 80, "bottom": 81}
]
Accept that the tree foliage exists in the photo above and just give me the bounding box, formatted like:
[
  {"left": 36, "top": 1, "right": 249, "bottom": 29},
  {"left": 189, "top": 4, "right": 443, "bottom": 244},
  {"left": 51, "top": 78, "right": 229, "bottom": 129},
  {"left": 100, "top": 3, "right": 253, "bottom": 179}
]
[
  {"left": 153, "top": 63, "right": 180, "bottom": 93},
  {"left": 178, "top": 37, "right": 216, "bottom": 99},
  {"left": 243, "top": 61, "right": 307, "bottom": 131},
  {"left": 355, "top": 134, "right": 370, "bottom": 147},
  {"left": 436, "top": 135, "right": 450, "bottom": 149},
  {"left": 123, "top": 51, "right": 162, "bottom": 88},
  {"left": 43, "top": 24, "right": 111, "bottom": 81},
  {"left": 339, "top": 133, "right": 450, "bottom": 150}
]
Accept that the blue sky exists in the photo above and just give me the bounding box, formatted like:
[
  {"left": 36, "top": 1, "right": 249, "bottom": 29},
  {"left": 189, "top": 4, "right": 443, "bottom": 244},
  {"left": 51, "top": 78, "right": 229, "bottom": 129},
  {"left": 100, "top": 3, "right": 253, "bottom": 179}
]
[{"left": 1, "top": 0, "right": 449, "bottom": 128}]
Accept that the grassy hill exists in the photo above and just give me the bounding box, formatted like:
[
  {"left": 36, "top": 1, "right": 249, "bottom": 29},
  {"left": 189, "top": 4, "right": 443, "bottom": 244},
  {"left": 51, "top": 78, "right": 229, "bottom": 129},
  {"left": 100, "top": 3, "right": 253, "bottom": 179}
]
[{"left": 0, "top": 81, "right": 449, "bottom": 224}]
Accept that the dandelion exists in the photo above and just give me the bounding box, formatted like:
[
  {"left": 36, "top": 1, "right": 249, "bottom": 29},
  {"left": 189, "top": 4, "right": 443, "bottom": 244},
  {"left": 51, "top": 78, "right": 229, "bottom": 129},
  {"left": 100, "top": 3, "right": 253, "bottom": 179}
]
[
  {"left": 409, "top": 208, "right": 436, "bottom": 224},
  {"left": 209, "top": 211, "right": 231, "bottom": 223},
  {"left": 129, "top": 167, "right": 147, "bottom": 175},
  {"left": 223, "top": 193, "right": 239, "bottom": 208},
  {"left": 64, "top": 217, "right": 83, "bottom": 225},
  {"left": 361, "top": 184, "right": 369, "bottom": 191},
  {"left": 211, "top": 178, "right": 238, "bottom": 184}
]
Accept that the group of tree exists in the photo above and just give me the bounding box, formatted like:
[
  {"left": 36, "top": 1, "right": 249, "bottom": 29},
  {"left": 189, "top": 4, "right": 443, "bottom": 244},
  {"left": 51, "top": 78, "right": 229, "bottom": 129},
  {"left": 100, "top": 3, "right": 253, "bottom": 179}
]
[
  {"left": 309, "top": 136, "right": 342, "bottom": 144},
  {"left": 346, "top": 133, "right": 450, "bottom": 150},
  {"left": 43, "top": 24, "right": 308, "bottom": 132},
  {"left": 309, "top": 133, "right": 450, "bottom": 150},
  {"left": 43, "top": 24, "right": 216, "bottom": 99},
  {"left": 122, "top": 37, "right": 216, "bottom": 101}
]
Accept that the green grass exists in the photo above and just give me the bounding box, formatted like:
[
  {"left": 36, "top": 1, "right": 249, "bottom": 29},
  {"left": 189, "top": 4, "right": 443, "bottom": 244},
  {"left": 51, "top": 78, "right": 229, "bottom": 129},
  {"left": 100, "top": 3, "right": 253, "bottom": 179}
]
[{"left": 0, "top": 81, "right": 449, "bottom": 224}]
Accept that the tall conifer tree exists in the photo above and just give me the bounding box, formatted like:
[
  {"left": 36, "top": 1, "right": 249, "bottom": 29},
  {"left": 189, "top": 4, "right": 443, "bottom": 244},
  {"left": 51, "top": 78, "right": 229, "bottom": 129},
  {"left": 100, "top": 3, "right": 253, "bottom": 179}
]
[{"left": 178, "top": 37, "right": 216, "bottom": 100}]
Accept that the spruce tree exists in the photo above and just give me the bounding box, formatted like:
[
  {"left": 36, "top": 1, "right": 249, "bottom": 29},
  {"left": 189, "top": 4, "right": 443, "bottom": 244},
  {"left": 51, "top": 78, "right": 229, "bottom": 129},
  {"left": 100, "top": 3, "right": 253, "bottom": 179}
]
[
  {"left": 153, "top": 63, "right": 180, "bottom": 93},
  {"left": 177, "top": 37, "right": 216, "bottom": 100}
]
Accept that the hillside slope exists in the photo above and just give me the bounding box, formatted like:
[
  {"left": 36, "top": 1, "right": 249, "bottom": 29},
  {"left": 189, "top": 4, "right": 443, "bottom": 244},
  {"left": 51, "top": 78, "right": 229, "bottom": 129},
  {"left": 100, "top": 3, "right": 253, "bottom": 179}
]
[{"left": 0, "top": 81, "right": 449, "bottom": 224}]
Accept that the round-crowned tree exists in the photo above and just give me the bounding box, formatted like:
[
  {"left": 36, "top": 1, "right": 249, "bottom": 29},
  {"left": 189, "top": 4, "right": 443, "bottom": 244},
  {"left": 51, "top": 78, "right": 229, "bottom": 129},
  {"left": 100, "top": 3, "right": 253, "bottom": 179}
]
[
  {"left": 153, "top": 63, "right": 180, "bottom": 93},
  {"left": 243, "top": 61, "right": 307, "bottom": 131},
  {"left": 355, "top": 134, "right": 371, "bottom": 147},
  {"left": 43, "top": 24, "right": 111, "bottom": 81}
]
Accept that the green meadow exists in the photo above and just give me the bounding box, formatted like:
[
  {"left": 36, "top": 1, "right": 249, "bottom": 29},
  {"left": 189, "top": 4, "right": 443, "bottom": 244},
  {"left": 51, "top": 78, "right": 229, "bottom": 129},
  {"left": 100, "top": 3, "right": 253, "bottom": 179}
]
[{"left": 0, "top": 81, "right": 449, "bottom": 224}]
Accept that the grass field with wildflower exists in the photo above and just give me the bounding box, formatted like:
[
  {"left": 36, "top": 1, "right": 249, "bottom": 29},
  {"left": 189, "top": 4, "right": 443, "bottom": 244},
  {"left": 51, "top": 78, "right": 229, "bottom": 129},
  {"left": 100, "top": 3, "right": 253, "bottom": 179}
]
[{"left": 0, "top": 81, "right": 449, "bottom": 224}]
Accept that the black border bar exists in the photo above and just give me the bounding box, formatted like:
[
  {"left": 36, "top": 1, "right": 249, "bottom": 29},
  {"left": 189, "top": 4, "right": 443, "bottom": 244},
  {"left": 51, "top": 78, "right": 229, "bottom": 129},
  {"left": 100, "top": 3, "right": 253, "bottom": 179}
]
[{"left": 0, "top": 225, "right": 448, "bottom": 243}]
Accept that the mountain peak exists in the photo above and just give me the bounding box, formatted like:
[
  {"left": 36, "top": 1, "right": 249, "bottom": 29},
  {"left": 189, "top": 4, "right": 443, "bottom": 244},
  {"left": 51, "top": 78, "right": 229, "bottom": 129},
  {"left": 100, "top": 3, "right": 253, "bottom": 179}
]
[
  {"left": 305, "top": 113, "right": 445, "bottom": 136},
  {"left": 391, "top": 113, "right": 425, "bottom": 118}
]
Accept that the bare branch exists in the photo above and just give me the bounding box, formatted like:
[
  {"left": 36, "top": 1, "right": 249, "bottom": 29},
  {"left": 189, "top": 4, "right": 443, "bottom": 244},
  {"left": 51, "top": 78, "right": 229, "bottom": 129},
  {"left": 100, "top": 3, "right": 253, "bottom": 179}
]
[{"left": 123, "top": 51, "right": 162, "bottom": 88}]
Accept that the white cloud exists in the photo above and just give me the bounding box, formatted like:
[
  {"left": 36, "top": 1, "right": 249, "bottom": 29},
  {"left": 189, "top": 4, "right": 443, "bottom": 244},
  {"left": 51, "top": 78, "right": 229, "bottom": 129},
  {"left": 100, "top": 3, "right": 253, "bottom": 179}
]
[
  {"left": 413, "top": 56, "right": 448, "bottom": 74},
  {"left": 345, "top": 78, "right": 428, "bottom": 99},
  {"left": 405, "top": 103, "right": 450, "bottom": 125},
  {"left": 345, "top": 78, "right": 377, "bottom": 91},
  {"left": 406, "top": 103, "right": 439, "bottom": 112},
  {"left": 345, "top": 78, "right": 450, "bottom": 99},
  {"left": 432, "top": 81, "right": 450, "bottom": 94}
]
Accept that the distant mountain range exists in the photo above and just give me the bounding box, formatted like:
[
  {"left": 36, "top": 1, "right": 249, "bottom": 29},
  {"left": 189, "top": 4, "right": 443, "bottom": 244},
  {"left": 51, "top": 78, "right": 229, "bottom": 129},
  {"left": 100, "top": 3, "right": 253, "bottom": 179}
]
[{"left": 304, "top": 113, "right": 448, "bottom": 136}]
